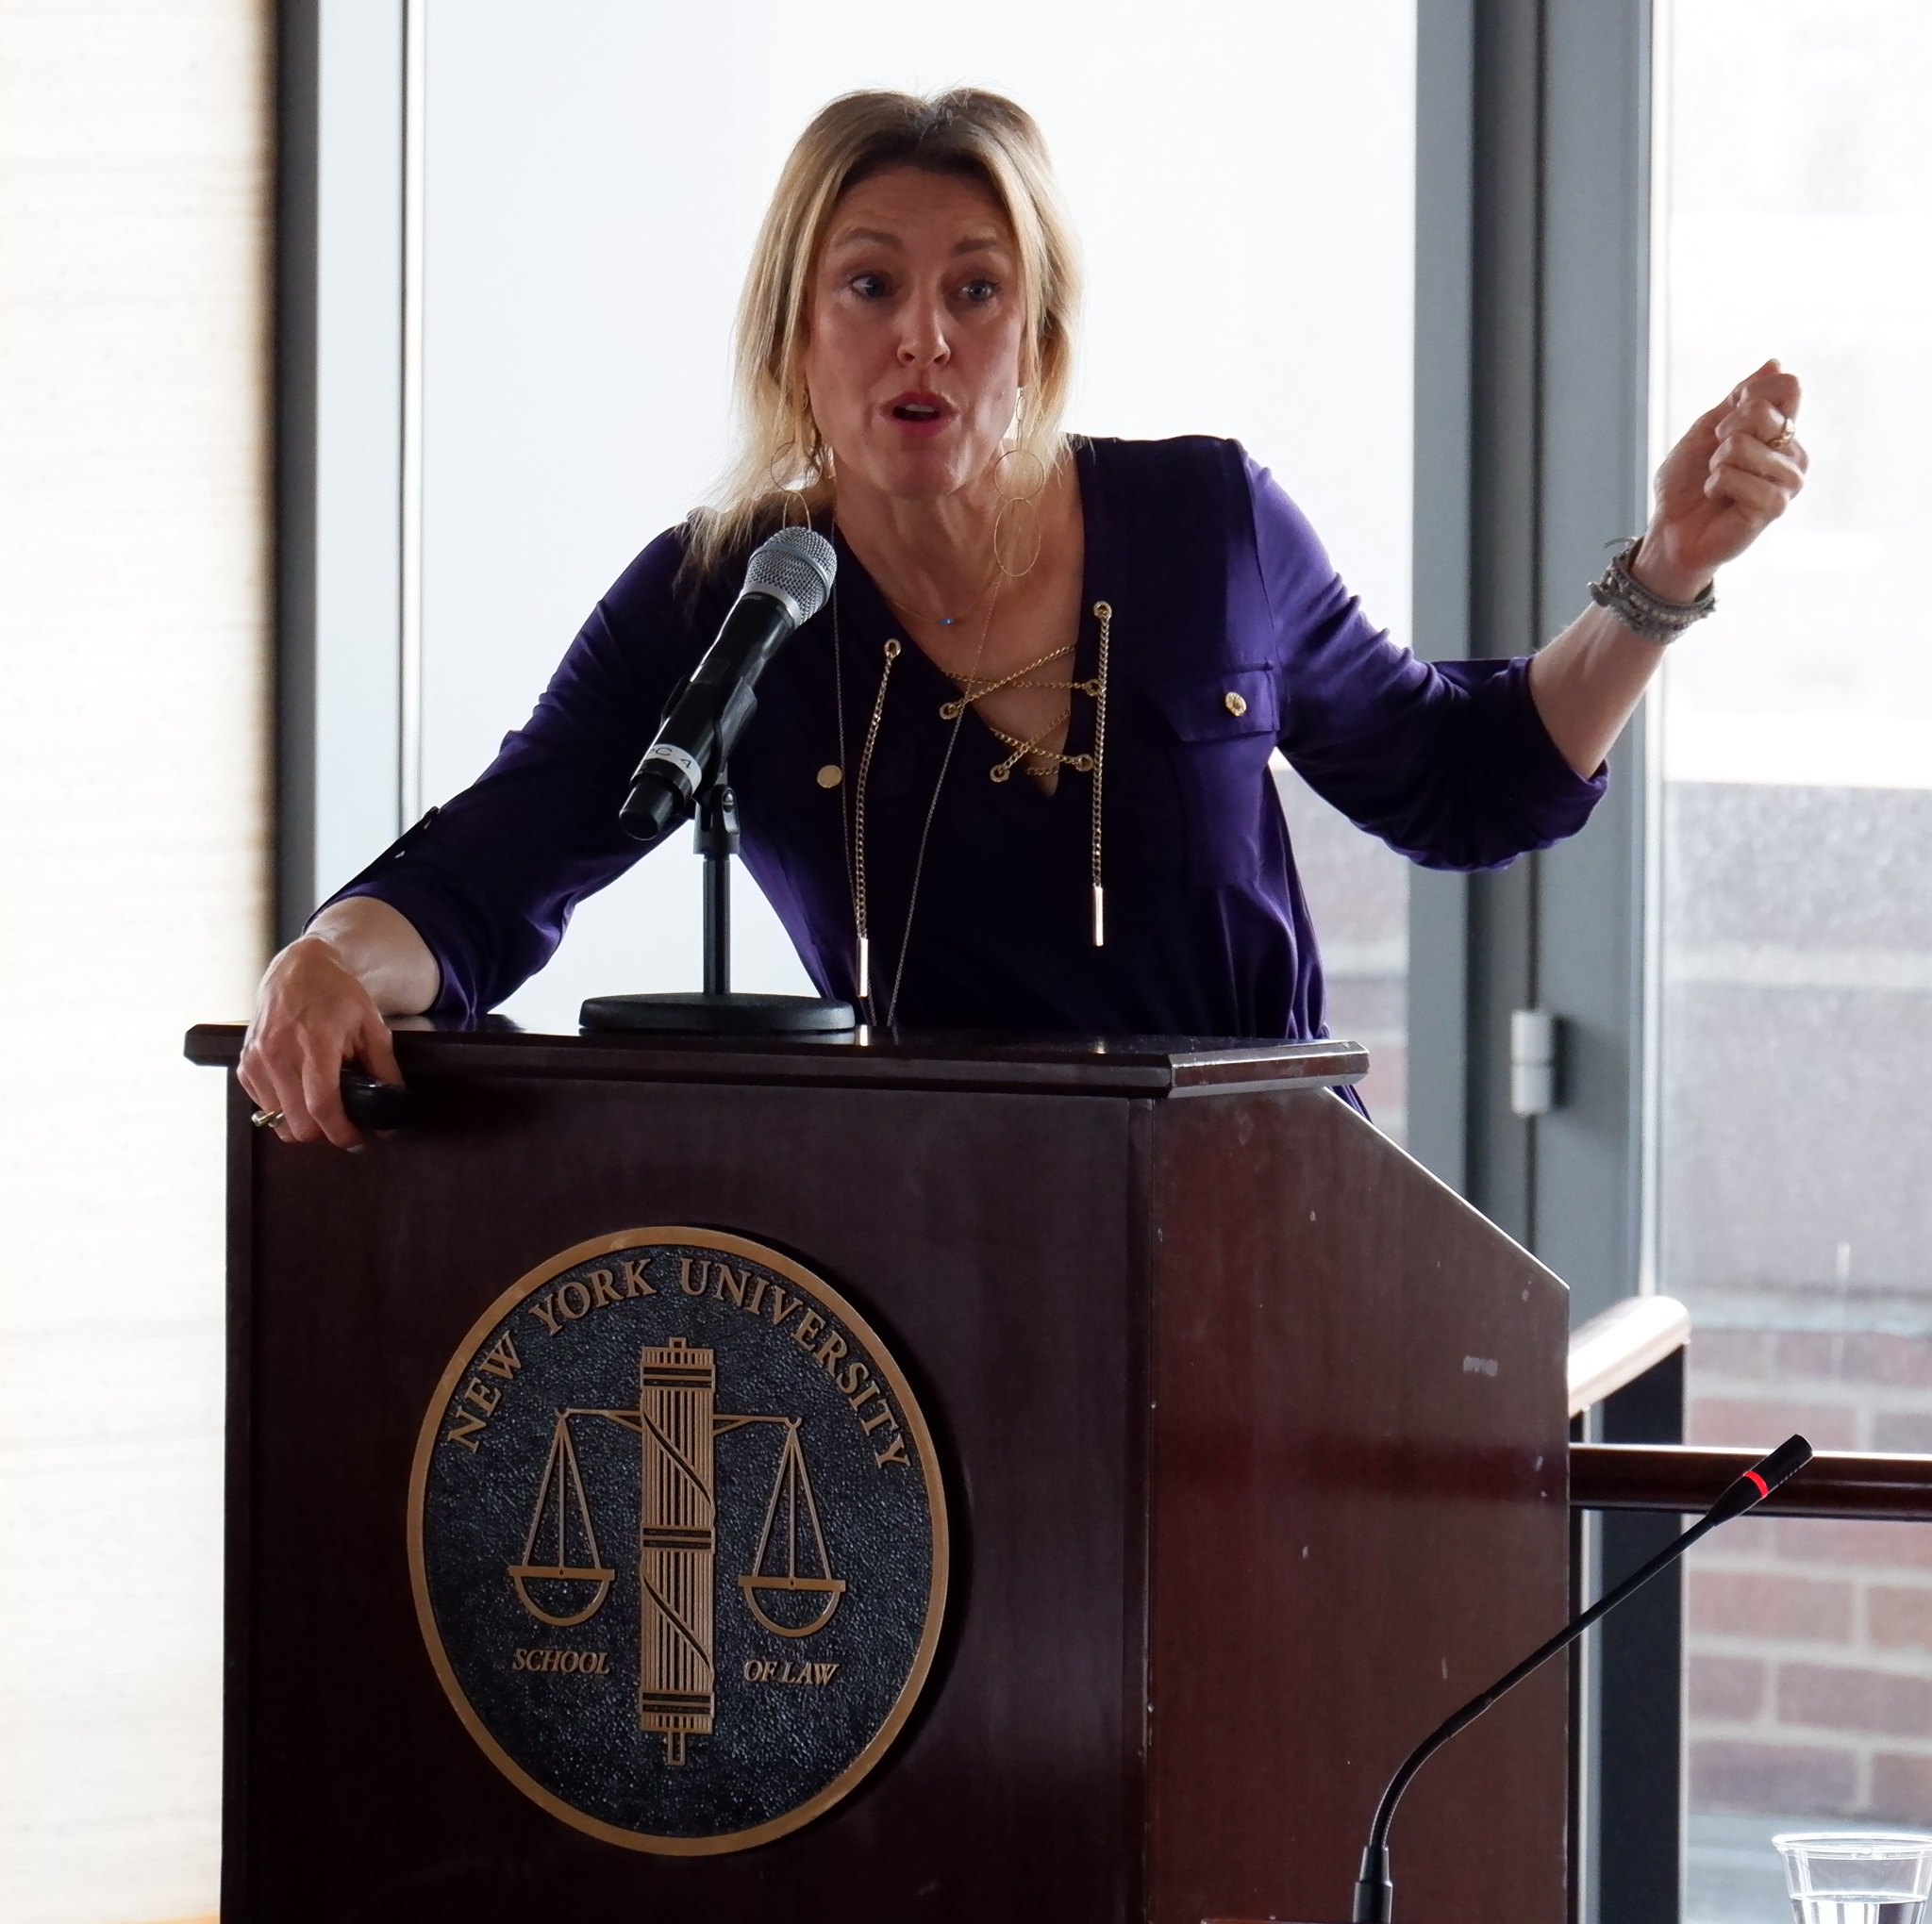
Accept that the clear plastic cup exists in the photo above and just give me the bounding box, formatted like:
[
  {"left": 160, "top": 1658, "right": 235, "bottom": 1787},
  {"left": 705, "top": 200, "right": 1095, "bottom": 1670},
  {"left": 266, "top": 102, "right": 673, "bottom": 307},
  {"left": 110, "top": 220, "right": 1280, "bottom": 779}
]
[{"left": 1774, "top": 1833, "right": 1932, "bottom": 1924}]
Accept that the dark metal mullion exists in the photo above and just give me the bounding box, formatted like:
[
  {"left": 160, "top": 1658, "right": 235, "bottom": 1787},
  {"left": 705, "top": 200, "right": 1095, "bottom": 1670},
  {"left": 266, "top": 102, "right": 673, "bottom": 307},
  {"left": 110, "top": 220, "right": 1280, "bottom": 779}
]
[
  {"left": 1413, "top": 2, "right": 1667, "bottom": 1919},
  {"left": 1409, "top": 0, "right": 1546, "bottom": 1241},
  {"left": 1410, "top": 0, "right": 1655, "bottom": 1280},
  {"left": 1530, "top": 0, "right": 1656, "bottom": 1328},
  {"left": 1474, "top": 0, "right": 1546, "bottom": 1250},
  {"left": 1595, "top": 1350, "right": 1688, "bottom": 1924},
  {"left": 1540, "top": 5, "right": 1668, "bottom": 1917},
  {"left": 1572, "top": 1404, "right": 1604, "bottom": 1924},
  {"left": 1406, "top": 0, "right": 1478, "bottom": 1198},
  {"left": 273, "top": 0, "right": 321, "bottom": 947}
]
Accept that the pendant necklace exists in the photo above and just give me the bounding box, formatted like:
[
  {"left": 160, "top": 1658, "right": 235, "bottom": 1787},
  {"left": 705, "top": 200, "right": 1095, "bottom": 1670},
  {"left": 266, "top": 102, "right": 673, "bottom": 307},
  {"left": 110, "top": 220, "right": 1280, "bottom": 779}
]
[
  {"left": 824, "top": 509, "right": 1113, "bottom": 1024},
  {"left": 835, "top": 558, "right": 1002, "bottom": 1024},
  {"left": 880, "top": 561, "right": 1000, "bottom": 631}
]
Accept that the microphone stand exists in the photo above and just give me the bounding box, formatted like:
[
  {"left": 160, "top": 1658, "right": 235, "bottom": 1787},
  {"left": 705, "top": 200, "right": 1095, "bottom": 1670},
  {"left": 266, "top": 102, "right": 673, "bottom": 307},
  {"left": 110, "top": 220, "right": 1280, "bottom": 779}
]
[
  {"left": 697, "top": 773, "right": 737, "bottom": 998},
  {"left": 580, "top": 763, "right": 857, "bottom": 1037},
  {"left": 1351, "top": 1433, "right": 1815, "bottom": 1924}
]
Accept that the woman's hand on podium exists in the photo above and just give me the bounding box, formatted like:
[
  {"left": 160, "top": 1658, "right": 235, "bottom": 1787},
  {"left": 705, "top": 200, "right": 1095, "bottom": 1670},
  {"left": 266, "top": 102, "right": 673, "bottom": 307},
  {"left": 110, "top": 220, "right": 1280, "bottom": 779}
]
[{"left": 240, "top": 898, "right": 436, "bottom": 1148}]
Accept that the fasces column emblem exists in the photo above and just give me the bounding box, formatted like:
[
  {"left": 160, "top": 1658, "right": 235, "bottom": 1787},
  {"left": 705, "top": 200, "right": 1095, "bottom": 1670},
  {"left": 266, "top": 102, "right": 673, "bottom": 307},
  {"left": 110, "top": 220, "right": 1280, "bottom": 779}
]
[{"left": 408, "top": 1228, "right": 947, "bottom": 1854}]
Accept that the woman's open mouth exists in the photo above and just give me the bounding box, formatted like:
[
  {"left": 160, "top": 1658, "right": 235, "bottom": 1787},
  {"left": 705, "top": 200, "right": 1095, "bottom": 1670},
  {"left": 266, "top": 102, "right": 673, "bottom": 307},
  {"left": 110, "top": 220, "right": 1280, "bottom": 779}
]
[{"left": 885, "top": 391, "right": 952, "bottom": 431}]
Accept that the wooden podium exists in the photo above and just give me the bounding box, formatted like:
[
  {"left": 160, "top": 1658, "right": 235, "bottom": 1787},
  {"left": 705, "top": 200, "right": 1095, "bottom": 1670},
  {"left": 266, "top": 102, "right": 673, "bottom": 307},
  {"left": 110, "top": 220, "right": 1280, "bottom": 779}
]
[{"left": 186, "top": 1023, "right": 1570, "bottom": 1924}]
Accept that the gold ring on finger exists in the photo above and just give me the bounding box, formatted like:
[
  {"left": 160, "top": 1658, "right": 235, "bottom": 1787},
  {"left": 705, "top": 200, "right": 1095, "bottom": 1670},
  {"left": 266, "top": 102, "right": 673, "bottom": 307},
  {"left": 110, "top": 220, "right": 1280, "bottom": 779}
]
[
  {"left": 1770, "top": 417, "right": 1798, "bottom": 452},
  {"left": 250, "top": 1107, "right": 285, "bottom": 1129}
]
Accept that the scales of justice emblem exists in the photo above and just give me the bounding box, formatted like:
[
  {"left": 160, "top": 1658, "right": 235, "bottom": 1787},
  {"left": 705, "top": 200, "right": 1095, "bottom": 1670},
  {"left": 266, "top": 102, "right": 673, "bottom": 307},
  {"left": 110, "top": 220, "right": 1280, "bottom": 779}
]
[
  {"left": 509, "top": 1333, "right": 849, "bottom": 1764},
  {"left": 408, "top": 1228, "right": 948, "bottom": 1856}
]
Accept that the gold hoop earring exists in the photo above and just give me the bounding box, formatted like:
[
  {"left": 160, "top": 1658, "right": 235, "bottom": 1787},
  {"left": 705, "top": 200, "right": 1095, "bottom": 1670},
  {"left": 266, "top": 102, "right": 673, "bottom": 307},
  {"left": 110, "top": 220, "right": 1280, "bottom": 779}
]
[
  {"left": 994, "top": 492, "right": 1041, "bottom": 580},
  {"left": 764, "top": 441, "right": 807, "bottom": 526},
  {"left": 992, "top": 443, "right": 1049, "bottom": 504},
  {"left": 768, "top": 428, "right": 831, "bottom": 524},
  {"left": 991, "top": 442, "right": 1048, "bottom": 579},
  {"left": 1010, "top": 382, "right": 1036, "bottom": 446}
]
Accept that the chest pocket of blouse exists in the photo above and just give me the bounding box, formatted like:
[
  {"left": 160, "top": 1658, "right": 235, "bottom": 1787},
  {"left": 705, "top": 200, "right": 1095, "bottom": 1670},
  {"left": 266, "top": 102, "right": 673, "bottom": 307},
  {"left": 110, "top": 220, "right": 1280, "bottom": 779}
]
[{"left": 1148, "top": 663, "right": 1283, "bottom": 886}]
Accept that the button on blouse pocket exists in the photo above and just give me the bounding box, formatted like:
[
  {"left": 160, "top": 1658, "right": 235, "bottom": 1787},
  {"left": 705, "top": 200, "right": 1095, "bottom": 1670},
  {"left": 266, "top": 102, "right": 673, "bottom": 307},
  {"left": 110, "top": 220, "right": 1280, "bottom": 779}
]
[{"left": 1149, "top": 665, "right": 1282, "bottom": 885}]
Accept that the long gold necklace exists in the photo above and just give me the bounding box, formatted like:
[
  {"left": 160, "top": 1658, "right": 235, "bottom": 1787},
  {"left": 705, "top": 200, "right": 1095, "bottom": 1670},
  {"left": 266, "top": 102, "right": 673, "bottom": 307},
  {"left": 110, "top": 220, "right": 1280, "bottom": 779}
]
[
  {"left": 824, "top": 537, "right": 1113, "bottom": 1025},
  {"left": 841, "top": 570, "right": 1002, "bottom": 1020}
]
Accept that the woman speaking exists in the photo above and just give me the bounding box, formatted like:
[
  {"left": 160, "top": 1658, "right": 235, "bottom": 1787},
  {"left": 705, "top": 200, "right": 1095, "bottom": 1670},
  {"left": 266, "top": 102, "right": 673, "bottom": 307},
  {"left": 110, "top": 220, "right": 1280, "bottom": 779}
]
[{"left": 241, "top": 88, "right": 1807, "bottom": 1147}]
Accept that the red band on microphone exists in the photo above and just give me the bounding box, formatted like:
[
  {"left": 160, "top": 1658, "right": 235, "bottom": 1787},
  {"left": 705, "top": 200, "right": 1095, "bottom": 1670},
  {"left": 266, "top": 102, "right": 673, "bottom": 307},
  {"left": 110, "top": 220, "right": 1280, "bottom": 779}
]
[{"left": 1744, "top": 1470, "right": 1769, "bottom": 1499}]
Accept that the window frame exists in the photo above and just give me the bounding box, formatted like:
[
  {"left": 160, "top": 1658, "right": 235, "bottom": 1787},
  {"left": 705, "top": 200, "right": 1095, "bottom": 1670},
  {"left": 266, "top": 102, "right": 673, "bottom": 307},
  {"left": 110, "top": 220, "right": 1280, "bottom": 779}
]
[
  {"left": 1409, "top": 6, "right": 1672, "bottom": 1922},
  {"left": 275, "top": 5, "right": 1678, "bottom": 1915}
]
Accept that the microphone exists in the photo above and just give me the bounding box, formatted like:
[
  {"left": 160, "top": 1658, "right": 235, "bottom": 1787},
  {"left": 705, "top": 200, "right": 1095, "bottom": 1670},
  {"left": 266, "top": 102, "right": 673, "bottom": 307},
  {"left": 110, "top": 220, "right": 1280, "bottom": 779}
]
[
  {"left": 619, "top": 524, "right": 838, "bottom": 845},
  {"left": 1352, "top": 1433, "right": 1814, "bottom": 1924}
]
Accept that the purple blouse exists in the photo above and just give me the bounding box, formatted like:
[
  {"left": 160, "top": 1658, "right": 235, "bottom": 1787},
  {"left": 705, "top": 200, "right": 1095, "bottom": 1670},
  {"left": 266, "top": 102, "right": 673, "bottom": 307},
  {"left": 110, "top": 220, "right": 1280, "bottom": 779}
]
[{"left": 334, "top": 436, "right": 1606, "bottom": 1037}]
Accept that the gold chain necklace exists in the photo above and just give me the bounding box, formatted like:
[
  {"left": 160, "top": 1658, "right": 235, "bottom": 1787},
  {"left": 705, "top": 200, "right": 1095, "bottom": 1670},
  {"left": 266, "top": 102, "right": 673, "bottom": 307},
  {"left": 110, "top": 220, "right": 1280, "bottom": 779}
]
[
  {"left": 1089, "top": 601, "right": 1111, "bottom": 945},
  {"left": 840, "top": 572, "right": 1002, "bottom": 1020},
  {"left": 825, "top": 540, "right": 1113, "bottom": 1018},
  {"left": 985, "top": 711, "right": 1089, "bottom": 785},
  {"left": 940, "top": 639, "right": 1106, "bottom": 785},
  {"left": 940, "top": 640, "right": 1102, "bottom": 716}
]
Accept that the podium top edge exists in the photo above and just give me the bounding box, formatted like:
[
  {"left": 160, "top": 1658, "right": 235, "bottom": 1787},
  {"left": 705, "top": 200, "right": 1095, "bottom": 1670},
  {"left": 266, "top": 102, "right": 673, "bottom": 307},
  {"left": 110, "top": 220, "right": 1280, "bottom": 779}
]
[{"left": 182, "top": 1021, "right": 1368, "bottom": 1100}]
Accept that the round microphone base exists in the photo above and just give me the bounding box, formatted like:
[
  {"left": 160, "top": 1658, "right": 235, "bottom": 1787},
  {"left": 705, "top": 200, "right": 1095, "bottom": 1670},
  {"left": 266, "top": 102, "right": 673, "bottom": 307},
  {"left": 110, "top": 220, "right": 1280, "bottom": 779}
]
[{"left": 579, "top": 991, "right": 858, "bottom": 1037}]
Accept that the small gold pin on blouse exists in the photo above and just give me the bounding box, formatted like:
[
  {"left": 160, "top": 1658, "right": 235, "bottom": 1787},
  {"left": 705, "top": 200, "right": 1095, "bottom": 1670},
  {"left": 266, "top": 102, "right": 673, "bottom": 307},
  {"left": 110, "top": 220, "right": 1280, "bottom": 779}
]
[
  {"left": 816, "top": 765, "right": 843, "bottom": 788},
  {"left": 1224, "top": 689, "right": 1248, "bottom": 717}
]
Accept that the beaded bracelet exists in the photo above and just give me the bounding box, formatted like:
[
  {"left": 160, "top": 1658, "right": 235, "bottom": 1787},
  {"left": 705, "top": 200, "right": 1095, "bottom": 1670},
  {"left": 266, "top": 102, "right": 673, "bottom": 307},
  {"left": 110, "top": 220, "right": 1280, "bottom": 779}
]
[{"left": 1587, "top": 539, "right": 1716, "bottom": 645}]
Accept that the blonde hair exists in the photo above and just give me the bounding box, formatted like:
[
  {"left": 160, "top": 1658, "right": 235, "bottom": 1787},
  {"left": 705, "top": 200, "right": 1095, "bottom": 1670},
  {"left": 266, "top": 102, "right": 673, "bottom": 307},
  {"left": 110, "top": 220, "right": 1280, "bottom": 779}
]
[{"left": 684, "top": 88, "right": 1081, "bottom": 581}]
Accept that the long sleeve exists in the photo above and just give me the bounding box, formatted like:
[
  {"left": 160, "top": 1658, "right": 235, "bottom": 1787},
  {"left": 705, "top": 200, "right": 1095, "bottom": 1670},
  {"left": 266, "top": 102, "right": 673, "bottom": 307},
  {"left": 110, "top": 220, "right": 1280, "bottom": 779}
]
[
  {"left": 323, "top": 528, "right": 706, "bottom": 1021},
  {"left": 1247, "top": 452, "right": 1607, "bottom": 871},
  {"left": 311, "top": 438, "right": 1610, "bottom": 1039}
]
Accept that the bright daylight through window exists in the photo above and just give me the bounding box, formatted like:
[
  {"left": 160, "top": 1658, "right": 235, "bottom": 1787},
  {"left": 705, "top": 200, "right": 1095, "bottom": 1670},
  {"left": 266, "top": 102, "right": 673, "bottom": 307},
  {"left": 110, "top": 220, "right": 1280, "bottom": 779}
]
[
  {"left": 403, "top": 3, "right": 1415, "bottom": 1133},
  {"left": 1655, "top": 5, "right": 1932, "bottom": 1916}
]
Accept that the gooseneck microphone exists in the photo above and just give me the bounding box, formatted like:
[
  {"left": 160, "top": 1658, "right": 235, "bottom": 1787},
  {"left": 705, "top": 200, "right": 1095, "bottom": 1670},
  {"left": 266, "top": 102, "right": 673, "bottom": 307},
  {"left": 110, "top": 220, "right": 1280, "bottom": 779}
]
[
  {"left": 620, "top": 524, "right": 838, "bottom": 846},
  {"left": 1352, "top": 1432, "right": 1815, "bottom": 1924}
]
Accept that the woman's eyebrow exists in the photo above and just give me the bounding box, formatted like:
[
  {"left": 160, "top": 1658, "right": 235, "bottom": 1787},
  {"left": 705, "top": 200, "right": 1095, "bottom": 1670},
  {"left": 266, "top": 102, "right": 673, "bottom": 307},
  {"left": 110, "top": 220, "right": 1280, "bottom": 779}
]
[{"left": 825, "top": 227, "right": 1010, "bottom": 255}]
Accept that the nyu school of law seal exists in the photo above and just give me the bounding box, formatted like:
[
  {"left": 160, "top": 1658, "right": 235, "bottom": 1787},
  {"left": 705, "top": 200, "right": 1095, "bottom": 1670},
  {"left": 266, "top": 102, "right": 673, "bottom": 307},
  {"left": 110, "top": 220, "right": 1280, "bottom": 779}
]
[{"left": 408, "top": 1227, "right": 947, "bottom": 1855}]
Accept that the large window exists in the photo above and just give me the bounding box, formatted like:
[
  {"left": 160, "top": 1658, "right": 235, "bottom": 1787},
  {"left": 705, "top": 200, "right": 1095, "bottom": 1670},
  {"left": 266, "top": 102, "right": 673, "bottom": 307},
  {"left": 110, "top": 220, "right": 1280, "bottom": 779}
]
[
  {"left": 349, "top": 0, "right": 1421, "bottom": 1107},
  {"left": 1654, "top": 3, "right": 1932, "bottom": 1912},
  {"left": 1277, "top": 763, "right": 1409, "bottom": 1139}
]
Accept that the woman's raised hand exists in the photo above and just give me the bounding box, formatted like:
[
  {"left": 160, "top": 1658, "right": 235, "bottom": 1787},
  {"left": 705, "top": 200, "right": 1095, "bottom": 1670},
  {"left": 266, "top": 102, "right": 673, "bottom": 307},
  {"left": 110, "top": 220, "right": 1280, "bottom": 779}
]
[
  {"left": 238, "top": 897, "right": 437, "bottom": 1149},
  {"left": 1527, "top": 358, "right": 1810, "bottom": 777},
  {"left": 1633, "top": 359, "right": 1807, "bottom": 603}
]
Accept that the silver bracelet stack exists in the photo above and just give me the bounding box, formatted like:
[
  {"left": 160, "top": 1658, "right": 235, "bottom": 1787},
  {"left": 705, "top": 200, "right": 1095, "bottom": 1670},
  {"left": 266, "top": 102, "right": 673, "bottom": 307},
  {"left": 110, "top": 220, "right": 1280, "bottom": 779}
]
[{"left": 1587, "top": 538, "right": 1716, "bottom": 645}]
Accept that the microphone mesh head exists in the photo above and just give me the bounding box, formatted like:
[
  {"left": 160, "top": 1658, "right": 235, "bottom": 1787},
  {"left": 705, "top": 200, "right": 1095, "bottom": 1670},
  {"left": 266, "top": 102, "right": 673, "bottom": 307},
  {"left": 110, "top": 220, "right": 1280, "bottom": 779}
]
[{"left": 745, "top": 524, "right": 837, "bottom": 623}]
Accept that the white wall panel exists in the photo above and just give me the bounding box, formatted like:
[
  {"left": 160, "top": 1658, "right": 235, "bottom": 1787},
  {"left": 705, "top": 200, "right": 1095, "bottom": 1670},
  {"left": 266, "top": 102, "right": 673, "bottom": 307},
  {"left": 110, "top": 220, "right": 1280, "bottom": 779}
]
[{"left": 0, "top": 2, "right": 270, "bottom": 1919}]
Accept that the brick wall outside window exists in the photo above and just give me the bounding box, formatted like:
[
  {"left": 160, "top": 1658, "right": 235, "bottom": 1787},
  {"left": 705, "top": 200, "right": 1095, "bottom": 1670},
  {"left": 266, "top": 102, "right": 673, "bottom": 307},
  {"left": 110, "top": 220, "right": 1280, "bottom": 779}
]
[{"left": 1688, "top": 1329, "right": 1932, "bottom": 1821}]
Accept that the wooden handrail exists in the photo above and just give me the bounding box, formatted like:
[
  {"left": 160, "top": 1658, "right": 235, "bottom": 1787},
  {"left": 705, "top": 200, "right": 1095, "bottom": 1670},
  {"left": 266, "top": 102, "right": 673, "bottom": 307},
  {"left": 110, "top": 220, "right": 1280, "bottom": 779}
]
[
  {"left": 1567, "top": 1294, "right": 1690, "bottom": 1415},
  {"left": 1573, "top": 1444, "right": 1932, "bottom": 1520}
]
